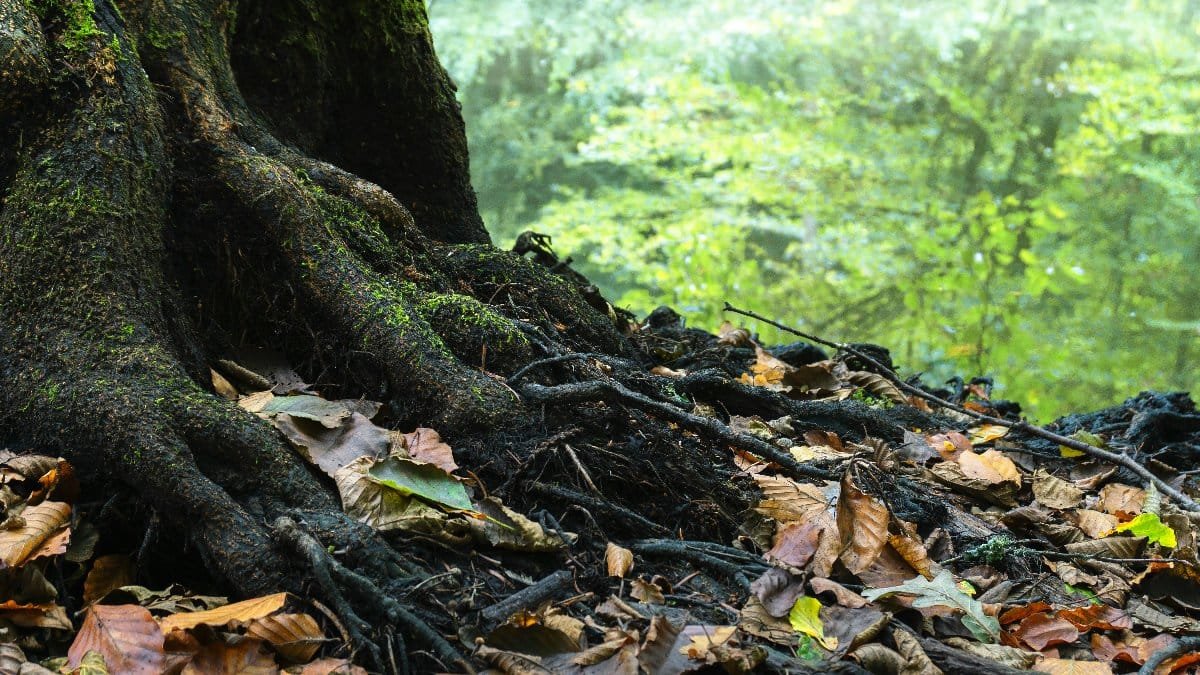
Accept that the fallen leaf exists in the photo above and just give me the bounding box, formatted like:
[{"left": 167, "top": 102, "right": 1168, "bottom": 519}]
[
  {"left": 275, "top": 413, "right": 389, "bottom": 477},
  {"left": 160, "top": 592, "right": 288, "bottom": 633},
  {"left": 967, "top": 424, "right": 1010, "bottom": 445},
  {"left": 182, "top": 638, "right": 277, "bottom": 675},
  {"left": 808, "top": 577, "right": 868, "bottom": 608},
  {"left": 396, "top": 428, "right": 459, "bottom": 473},
  {"left": 631, "top": 579, "right": 664, "bottom": 605},
  {"left": 68, "top": 605, "right": 167, "bottom": 674},
  {"left": 605, "top": 543, "right": 634, "bottom": 578},
  {"left": 788, "top": 596, "right": 837, "bottom": 650},
  {"left": 862, "top": 571, "right": 1000, "bottom": 643},
  {"left": 0, "top": 501, "right": 71, "bottom": 567},
  {"left": 1097, "top": 484, "right": 1146, "bottom": 517},
  {"left": 1033, "top": 470, "right": 1084, "bottom": 510},
  {"left": 958, "top": 450, "right": 1021, "bottom": 486},
  {"left": 836, "top": 474, "right": 889, "bottom": 574},
  {"left": 753, "top": 475, "right": 830, "bottom": 524},
  {"left": 1012, "top": 612, "right": 1079, "bottom": 651},
  {"left": 84, "top": 555, "right": 134, "bottom": 605},
  {"left": 1113, "top": 512, "right": 1175, "bottom": 547},
  {"left": 367, "top": 457, "right": 473, "bottom": 511},
  {"left": 1056, "top": 604, "right": 1131, "bottom": 631},
  {"left": 1034, "top": 658, "right": 1112, "bottom": 674},
  {"left": 246, "top": 613, "right": 325, "bottom": 663}
]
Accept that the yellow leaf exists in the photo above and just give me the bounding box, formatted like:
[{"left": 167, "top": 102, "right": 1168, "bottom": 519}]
[{"left": 787, "top": 596, "right": 837, "bottom": 650}]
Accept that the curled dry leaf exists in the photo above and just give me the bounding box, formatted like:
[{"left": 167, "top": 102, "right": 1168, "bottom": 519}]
[
  {"left": 958, "top": 450, "right": 1021, "bottom": 486},
  {"left": 1033, "top": 658, "right": 1113, "bottom": 675},
  {"left": 0, "top": 500, "right": 70, "bottom": 567},
  {"left": 397, "top": 428, "right": 459, "bottom": 473},
  {"left": 605, "top": 542, "right": 634, "bottom": 578},
  {"left": 836, "top": 474, "right": 890, "bottom": 574},
  {"left": 160, "top": 592, "right": 288, "bottom": 633},
  {"left": 717, "top": 321, "right": 751, "bottom": 346},
  {"left": 631, "top": 579, "right": 665, "bottom": 605},
  {"left": 808, "top": 577, "right": 868, "bottom": 608},
  {"left": 844, "top": 371, "right": 907, "bottom": 404}
]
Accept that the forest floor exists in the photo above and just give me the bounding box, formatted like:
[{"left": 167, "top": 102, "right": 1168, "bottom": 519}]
[{"left": 2, "top": 247, "right": 1199, "bottom": 675}]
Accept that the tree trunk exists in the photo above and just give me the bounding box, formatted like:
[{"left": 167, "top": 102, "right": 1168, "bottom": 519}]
[
  {"left": 0, "top": 1, "right": 939, "bottom": 671},
  {"left": 0, "top": 0, "right": 635, "bottom": 665}
]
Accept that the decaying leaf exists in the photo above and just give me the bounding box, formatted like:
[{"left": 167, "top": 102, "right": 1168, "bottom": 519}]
[
  {"left": 84, "top": 555, "right": 135, "bottom": 605},
  {"left": 1033, "top": 658, "right": 1113, "bottom": 674},
  {"left": 182, "top": 638, "right": 278, "bottom": 675},
  {"left": 1097, "top": 484, "right": 1146, "bottom": 516},
  {"left": 631, "top": 579, "right": 665, "bottom": 604},
  {"left": 468, "top": 497, "right": 567, "bottom": 552},
  {"left": 967, "top": 424, "right": 1010, "bottom": 445},
  {"left": 394, "top": 427, "right": 459, "bottom": 473},
  {"left": 334, "top": 456, "right": 449, "bottom": 533},
  {"left": 1032, "top": 470, "right": 1084, "bottom": 510}
]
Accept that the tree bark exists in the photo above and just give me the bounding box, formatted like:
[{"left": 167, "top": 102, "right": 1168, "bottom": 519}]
[{"left": 0, "top": 0, "right": 633, "bottom": 666}]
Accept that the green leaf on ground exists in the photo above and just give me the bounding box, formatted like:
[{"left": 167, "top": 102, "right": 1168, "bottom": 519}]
[
  {"left": 367, "top": 457, "right": 473, "bottom": 511},
  {"left": 1113, "top": 512, "right": 1176, "bottom": 548},
  {"left": 862, "top": 571, "right": 1000, "bottom": 643},
  {"left": 788, "top": 596, "right": 837, "bottom": 650}
]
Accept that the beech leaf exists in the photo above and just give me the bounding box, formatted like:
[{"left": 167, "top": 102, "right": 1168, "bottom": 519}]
[{"left": 1113, "top": 512, "right": 1175, "bottom": 547}]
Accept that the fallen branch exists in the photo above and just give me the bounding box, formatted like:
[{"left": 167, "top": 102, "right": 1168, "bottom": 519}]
[
  {"left": 723, "top": 303, "right": 1200, "bottom": 513},
  {"left": 520, "top": 380, "right": 840, "bottom": 482},
  {"left": 1139, "top": 636, "right": 1200, "bottom": 675}
]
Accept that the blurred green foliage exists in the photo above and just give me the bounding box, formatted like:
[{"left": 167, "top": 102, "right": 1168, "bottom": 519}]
[{"left": 430, "top": 0, "right": 1200, "bottom": 419}]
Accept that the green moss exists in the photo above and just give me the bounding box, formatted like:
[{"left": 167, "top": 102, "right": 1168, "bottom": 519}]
[
  {"left": 31, "top": 0, "right": 105, "bottom": 51},
  {"left": 143, "top": 26, "right": 185, "bottom": 50}
]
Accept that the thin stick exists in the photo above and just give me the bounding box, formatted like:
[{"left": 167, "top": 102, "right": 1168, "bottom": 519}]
[{"left": 723, "top": 302, "right": 1200, "bottom": 512}]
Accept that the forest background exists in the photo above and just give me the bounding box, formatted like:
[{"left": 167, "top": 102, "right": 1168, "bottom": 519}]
[{"left": 430, "top": 0, "right": 1199, "bottom": 420}]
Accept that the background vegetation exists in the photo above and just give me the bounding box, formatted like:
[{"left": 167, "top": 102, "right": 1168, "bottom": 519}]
[{"left": 430, "top": 0, "right": 1200, "bottom": 420}]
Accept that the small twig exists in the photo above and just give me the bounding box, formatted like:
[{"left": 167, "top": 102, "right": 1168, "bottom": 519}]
[
  {"left": 479, "top": 569, "right": 573, "bottom": 630},
  {"left": 628, "top": 540, "right": 752, "bottom": 591},
  {"left": 724, "top": 303, "right": 1200, "bottom": 512},
  {"left": 562, "top": 444, "right": 601, "bottom": 494},
  {"left": 1140, "top": 636, "right": 1200, "bottom": 675}
]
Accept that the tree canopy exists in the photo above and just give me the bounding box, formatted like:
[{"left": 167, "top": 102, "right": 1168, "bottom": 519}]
[{"left": 432, "top": 0, "right": 1200, "bottom": 419}]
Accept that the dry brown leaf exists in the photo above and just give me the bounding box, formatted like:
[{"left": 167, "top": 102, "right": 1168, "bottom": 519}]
[
  {"left": 398, "top": 428, "right": 459, "bottom": 473},
  {"left": 631, "top": 579, "right": 664, "bottom": 604},
  {"left": 930, "top": 460, "right": 1018, "bottom": 507},
  {"left": 1073, "top": 510, "right": 1119, "bottom": 539},
  {"left": 84, "top": 554, "right": 134, "bottom": 604},
  {"left": 0, "top": 500, "right": 70, "bottom": 567},
  {"left": 160, "top": 592, "right": 288, "bottom": 633},
  {"left": 1032, "top": 470, "right": 1084, "bottom": 510},
  {"left": 246, "top": 613, "right": 325, "bottom": 663},
  {"left": 1097, "top": 484, "right": 1146, "bottom": 517},
  {"left": 237, "top": 390, "right": 275, "bottom": 414},
  {"left": 836, "top": 474, "right": 889, "bottom": 574},
  {"left": 752, "top": 475, "right": 830, "bottom": 524},
  {"left": 738, "top": 596, "right": 796, "bottom": 646},
  {"left": 1012, "top": 612, "right": 1080, "bottom": 651},
  {"left": 680, "top": 626, "right": 736, "bottom": 659},
  {"left": 1033, "top": 658, "right": 1113, "bottom": 675},
  {"left": 605, "top": 543, "right": 634, "bottom": 578},
  {"left": 1063, "top": 536, "right": 1145, "bottom": 559},
  {"left": 958, "top": 450, "right": 1021, "bottom": 486},
  {"left": 182, "top": 638, "right": 278, "bottom": 675},
  {"left": 765, "top": 519, "right": 823, "bottom": 569},
  {"left": 967, "top": 424, "right": 1010, "bottom": 445},
  {"left": 210, "top": 368, "right": 239, "bottom": 400},
  {"left": 927, "top": 432, "right": 972, "bottom": 461},
  {"left": 845, "top": 371, "right": 908, "bottom": 404},
  {"left": 467, "top": 497, "right": 566, "bottom": 552},
  {"left": 649, "top": 365, "right": 687, "bottom": 378},
  {"left": 892, "top": 627, "right": 942, "bottom": 675},
  {"left": 277, "top": 413, "right": 389, "bottom": 477},
  {"left": 68, "top": 604, "right": 167, "bottom": 674},
  {"left": 291, "top": 658, "right": 368, "bottom": 674},
  {"left": 888, "top": 534, "right": 936, "bottom": 579}
]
